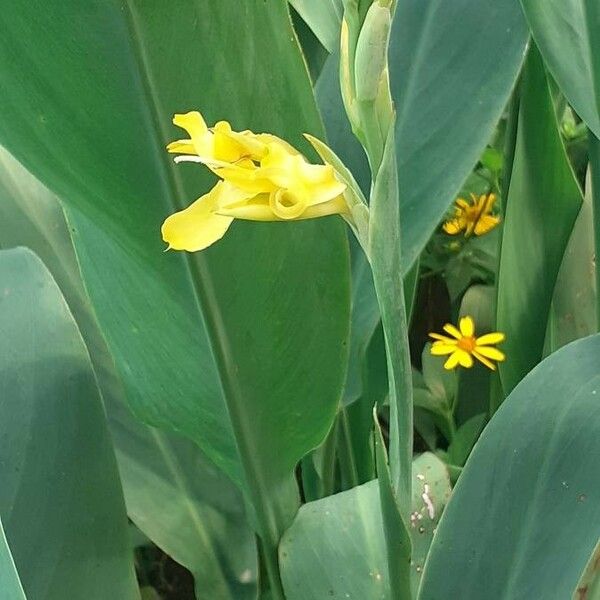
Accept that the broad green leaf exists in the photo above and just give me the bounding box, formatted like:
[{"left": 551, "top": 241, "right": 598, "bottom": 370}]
[
  {"left": 0, "top": 519, "right": 25, "bottom": 600},
  {"left": 551, "top": 170, "right": 597, "bottom": 349},
  {"left": 109, "top": 399, "right": 257, "bottom": 600},
  {"left": 0, "top": 0, "right": 351, "bottom": 552},
  {"left": 280, "top": 453, "right": 450, "bottom": 599},
  {"left": 446, "top": 414, "right": 486, "bottom": 468},
  {"left": 0, "top": 248, "right": 138, "bottom": 600},
  {"left": 390, "top": 0, "right": 529, "bottom": 271},
  {"left": 288, "top": 0, "right": 342, "bottom": 53},
  {"left": 497, "top": 46, "right": 583, "bottom": 395},
  {"left": 519, "top": 0, "right": 600, "bottom": 137},
  {"left": 343, "top": 238, "right": 380, "bottom": 406},
  {"left": 0, "top": 147, "right": 257, "bottom": 598},
  {"left": 418, "top": 334, "right": 600, "bottom": 600},
  {"left": 408, "top": 454, "right": 452, "bottom": 595}
]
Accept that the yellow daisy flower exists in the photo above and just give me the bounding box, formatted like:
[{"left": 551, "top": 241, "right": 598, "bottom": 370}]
[
  {"left": 443, "top": 193, "right": 500, "bottom": 237},
  {"left": 162, "top": 111, "right": 350, "bottom": 252},
  {"left": 429, "top": 316, "right": 505, "bottom": 371}
]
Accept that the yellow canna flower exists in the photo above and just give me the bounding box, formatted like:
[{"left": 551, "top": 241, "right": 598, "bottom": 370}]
[
  {"left": 161, "top": 111, "right": 350, "bottom": 252},
  {"left": 443, "top": 193, "right": 500, "bottom": 237},
  {"left": 428, "top": 316, "right": 506, "bottom": 371}
]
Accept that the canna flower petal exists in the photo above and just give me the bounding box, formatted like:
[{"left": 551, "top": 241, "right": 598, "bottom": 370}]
[{"left": 161, "top": 182, "right": 250, "bottom": 251}]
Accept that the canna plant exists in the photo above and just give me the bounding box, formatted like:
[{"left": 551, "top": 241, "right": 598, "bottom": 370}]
[{"left": 0, "top": 1, "right": 599, "bottom": 600}]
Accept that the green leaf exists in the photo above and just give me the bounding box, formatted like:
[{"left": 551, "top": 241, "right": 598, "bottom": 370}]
[
  {"left": 446, "top": 414, "right": 487, "bottom": 467},
  {"left": 519, "top": 0, "right": 600, "bottom": 137},
  {"left": 0, "top": 3, "right": 351, "bottom": 570},
  {"left": 418, "top": 334, "right": 600, "bottom": 600},
  {"left": 408, "top": 454, "right": 452, "bottom": 596},
  {"left": 551, "top": 170, "right": 598, "bottom": 349},
  {"left": 496, "top": 45, "right": 583, "bottom": 396},
  {"left": 374, "top": 413, "right": 412, "bottom": 600},
  {"left": 343, "top": 239, "right": 380, "bottom": 406},
  {"left": 0, "top": 519, "right": 26, "bottom": 600},
  {"left": 109, "top": 399, "right": 257, "bottom": 600},
  {"left": 0, "top": 146, "right": 258, "bottom": 598},
  {"left": 390, "top": 0, "right": 529, "bottom": 270},
  {"left": 0, "top": 248, "right": 139, "bottom": 600},
  {"left": 280, "top": 453, "right": 450, "bottom": 599},
  {"left": 288, "top": 0, "right": 343, "bottom": 53}
]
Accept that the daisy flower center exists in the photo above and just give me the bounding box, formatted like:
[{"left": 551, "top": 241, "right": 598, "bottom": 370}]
[{"left": 457, "top": 336, "right": 476, "bottom": 353}]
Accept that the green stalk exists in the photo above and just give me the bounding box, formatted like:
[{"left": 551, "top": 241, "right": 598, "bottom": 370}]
[
  {"left": 340, "top": 3, "right": 413, "bottom": 596},
  {"left": 588, "top": 133, "right": 600, "bottom": 331}
]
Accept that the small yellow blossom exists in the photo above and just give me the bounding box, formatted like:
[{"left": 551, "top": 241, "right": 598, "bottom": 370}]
[
  {"left": 443, "top": 193, "right": 500, "bottom": 237},
  {"left": 161, "top": 112, "right": 349, "bottom": 252},
  {"left": 429, "top": 316, "right": 505, "bottom": 371}
]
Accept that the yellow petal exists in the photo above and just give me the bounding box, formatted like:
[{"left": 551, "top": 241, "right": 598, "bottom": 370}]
[
  {"left": 216, "top": 202, "right": 273, "bottom": 221},
  {"left": 472, "top": 350, "right": 496, "bottom": 370},
  {"left": 475, "top": 346, "right": 506, "bottom": 361},
  {"left": 443, "top": 323, "right": 462, "bottom": 340},
  {"left": 455, "top": 198, "right": 469, "bottom": 209},
  {"left": 173, "top": 111, "right": 208, "bottom": 138},
  {"left": 213, "top": 163, "right": 278, "bottom": 194},
  {"left": 172, "top": 111, "right": 214, "bottom": 159},
  {"left": 444, "top": 352, "right": 461, "bottom": 370},
  {"left": 485, "top": 193, "right": 497, "bottom": 210},
  {"left": 212, "top": 121, "right": 251, "bottom": 162},
  {"left": 217, "top": 192, "right": 348, "bottom": 222},
  {"left": 167, "top": 139, "right": 196, "bottom": 154},
  {"left": 476, "top": 332, "right": 505, "bottom": 345},
  {"left": 456, "top": 349, "right": 474, "bottom": 368},
  {"left": 474, "top": 214, "right": 500, "bottom": 236},
  {"left": 300, "top": 194, "right": 348, "bottom": 219},
  {"left": 261, "top": 144, "right": 345, "bottom": 204},
  {"left": 431, "top": 343, "right": 456, "bottom": 356},
  {"left": 459, "top": 316, "right": 475, "bottom": 337},
  {"left": 429, "top": 333, "right": 457, "bottom": 343},
  {"left": 270, "top": 189, "right": 308, "bottom": 220},
  {"left": 443, "top": 219, "right": 463, "bottom": 235},
  {"left": 161, "top": 182, "right": 233, "bottom": 252}
]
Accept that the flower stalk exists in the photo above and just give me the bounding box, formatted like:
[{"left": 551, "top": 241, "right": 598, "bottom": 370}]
[{"left": 339, "top": 1, "right": 413, "bottom": 598}]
